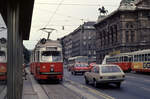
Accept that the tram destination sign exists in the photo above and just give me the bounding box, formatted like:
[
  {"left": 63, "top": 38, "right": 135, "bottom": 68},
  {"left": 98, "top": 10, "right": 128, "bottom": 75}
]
[{"left": 46, "top": 47, "right": 57, "bottom": 51}]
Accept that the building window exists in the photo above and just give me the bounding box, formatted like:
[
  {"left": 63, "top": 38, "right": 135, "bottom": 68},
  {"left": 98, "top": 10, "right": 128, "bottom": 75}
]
[
  {"left": 131, "top": 31, "right": 135, "bottom": 42},
  {"left": 83, "top": 41, "right": 86, "bottom": 45},
  {"left": 126, "top": 23, "right": 129, "bottom": 28},
  {"left": 94, "top": 51, "right": 96, "bottom": 55},
  {"left": 130, "top": 24, "right": 134, "bottom": 28},
  {"left": 89, "top": 51, "right": 91, "bottom": 55},
  {"left": 83, "top": 36, "right": 86, "bottom": 40},
  {"left": 126, "top": 31, "right": 129, "bottom": 42}
]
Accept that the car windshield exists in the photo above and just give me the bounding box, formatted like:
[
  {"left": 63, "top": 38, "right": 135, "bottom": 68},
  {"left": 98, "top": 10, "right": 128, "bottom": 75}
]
[
  {"left": 76, "top": 64, "right": 88, "bottom": 67},
  {"left": 101, "top": 66, "right": 121, "bottom": 73}
]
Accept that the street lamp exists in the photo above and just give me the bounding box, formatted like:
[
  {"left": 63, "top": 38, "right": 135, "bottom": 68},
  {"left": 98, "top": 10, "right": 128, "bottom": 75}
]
[{"left": 40, "top": 27, "right": 57, "bottom": 40}]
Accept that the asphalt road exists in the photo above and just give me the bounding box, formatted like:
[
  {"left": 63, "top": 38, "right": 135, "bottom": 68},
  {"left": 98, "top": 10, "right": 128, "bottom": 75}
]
[{"left": 64, "top": 69, "right": 150, "bottom": 99}]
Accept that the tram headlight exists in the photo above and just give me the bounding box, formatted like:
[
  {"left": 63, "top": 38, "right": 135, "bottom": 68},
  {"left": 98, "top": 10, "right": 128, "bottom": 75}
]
[
  {"left": 42, "top": 66, "right": 46, "bottom": 69},
  {"left": 0, "top": 66, "right": 5, "bottom": 72}
]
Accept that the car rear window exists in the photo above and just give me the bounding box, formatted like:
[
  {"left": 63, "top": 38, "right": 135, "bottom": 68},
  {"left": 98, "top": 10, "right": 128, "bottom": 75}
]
[
  {"left": 75, "top": 64, "right": 88, "bottom": 67},
  {"left": 101, "top": 66, "right": 121, "bottom": 73}
]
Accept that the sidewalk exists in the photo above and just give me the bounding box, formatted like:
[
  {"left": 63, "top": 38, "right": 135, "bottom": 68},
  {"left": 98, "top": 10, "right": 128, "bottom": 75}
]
[
  {"left": 22, "top": 74, "right": 38, "bottom": 99},
  {"left": 22, "top": 68, "right": 49, "bottom": 99}
]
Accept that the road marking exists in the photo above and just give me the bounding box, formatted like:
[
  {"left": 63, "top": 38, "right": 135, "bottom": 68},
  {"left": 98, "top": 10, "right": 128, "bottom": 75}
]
[
  {"left": 63, "top": 83, "right": 98, "bottom": 99},
  {"left": 64, "top": 78, "right": 115, "bottom": 99}
]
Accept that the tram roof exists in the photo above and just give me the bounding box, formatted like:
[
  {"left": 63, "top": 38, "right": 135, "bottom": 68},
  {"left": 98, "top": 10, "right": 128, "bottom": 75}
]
[
  {"left": 128, "top": 49, "right": 150, "bottom": 55},
  {"left": 110, "top": 49, "right": 150, "bottom": 57},
  {"left": 0, "top": 0, "right": 35, "bottom": 40},
  {"left": 35, "top": 39, "right": 62, "bottom": 50}
]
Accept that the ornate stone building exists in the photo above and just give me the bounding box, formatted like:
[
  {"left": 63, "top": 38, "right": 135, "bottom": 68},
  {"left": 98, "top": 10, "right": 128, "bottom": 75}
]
[
  {"left": 61, "top": 22, "right": 96, "bottom": 64},
  {"left": 94, "top": 0, "right": 150, "bottom": 63}
]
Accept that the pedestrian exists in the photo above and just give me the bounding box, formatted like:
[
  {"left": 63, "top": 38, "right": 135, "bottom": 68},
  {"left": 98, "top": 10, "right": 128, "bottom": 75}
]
[{"left": 23, "top": 64, "right": 27, "bottom": 80}]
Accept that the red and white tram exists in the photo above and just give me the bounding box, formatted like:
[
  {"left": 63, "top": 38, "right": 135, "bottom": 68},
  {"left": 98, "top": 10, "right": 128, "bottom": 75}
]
[
  {"left": 0, "top": 38, "right": 7, "bottom": 81},
  {"left": 105, "top": 53, "right": 132, "bottom": 72},
  {"left": 30, "top": 39, "right": 63, "bottom": 82}
]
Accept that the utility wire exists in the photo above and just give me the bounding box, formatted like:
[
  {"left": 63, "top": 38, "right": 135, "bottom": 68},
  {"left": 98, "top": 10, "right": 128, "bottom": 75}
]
[
  {"left": 35, "top": 3, "right": 117, "bottom": 7},
  {"left": 43, "top": 0, "right": 65, "bottom": 28}
]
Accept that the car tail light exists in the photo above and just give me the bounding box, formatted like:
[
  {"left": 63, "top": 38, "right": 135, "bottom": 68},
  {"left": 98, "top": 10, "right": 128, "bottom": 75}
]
[{"left": 100, "top": 76, "right": 103, "bottom": 79}]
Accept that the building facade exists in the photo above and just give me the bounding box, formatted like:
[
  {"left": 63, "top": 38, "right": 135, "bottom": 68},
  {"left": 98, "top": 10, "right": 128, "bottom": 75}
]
[
  {"left": 61, "top": 22, "right": 96, "bottom": 64},
  {"left": 94, "top": 0, "right": 150, "bottom": 63}
]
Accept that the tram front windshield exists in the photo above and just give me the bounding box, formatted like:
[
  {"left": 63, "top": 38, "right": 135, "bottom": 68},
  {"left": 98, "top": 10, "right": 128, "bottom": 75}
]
[
  {"left": 41, "top": 51, "right": 62, "bottom": 62},
  {"left": 0, "top": 51, "right": 6, "bottom": 62}
]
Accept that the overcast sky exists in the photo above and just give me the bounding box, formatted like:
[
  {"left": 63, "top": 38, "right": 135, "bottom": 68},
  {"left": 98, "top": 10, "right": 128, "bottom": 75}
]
[{"left": 22, "top": 0, "right": 122, "bottom": 49}]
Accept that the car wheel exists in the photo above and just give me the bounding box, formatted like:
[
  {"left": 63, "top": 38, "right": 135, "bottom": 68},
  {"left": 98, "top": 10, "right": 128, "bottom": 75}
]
[
  {"left": 116, "top": 82, "right": 121, "bottom": 88},
  {"left": 85, "top": 77, "right": 89, "bottom": 84},
  {"left": 74, "top": 71, "right": 76, "bottom": 75},
  {"left": 71, "top": 72, "right": 73, "bottom": 75},
  {"left": 93, "top": 79, "right": 98, "bottom": 87}
]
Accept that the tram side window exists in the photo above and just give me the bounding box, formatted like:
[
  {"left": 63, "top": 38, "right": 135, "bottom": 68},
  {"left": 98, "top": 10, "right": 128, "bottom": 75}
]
[
  {"left": 134, "top": 55, "right": 138, "bottom": 62},
  {"left": 128, "top": 57, "right": 132, "bottom": 62},
  {"left": 123, "top": 56, "right": 128, "bottom": 62},
  {"left": 145, "top": 54, "right": 148, "bottom": 61},
  {"left": 37, "top": 51, "right": 40, "bottom": 61},
  {"left": 147, "top": 54, "right": 150, "bottom": 61},
  {"left": 0, "top": 51, "right": 6, "bottom": 62},
  {"left": 139, "top": 54, "right": 142, "bottom": 62},
  {"left": 119, "top": 57, "right": 122, "bottom": 62},
  {"left": 141, "top": 54, "right": 145, "bottom": 61}
]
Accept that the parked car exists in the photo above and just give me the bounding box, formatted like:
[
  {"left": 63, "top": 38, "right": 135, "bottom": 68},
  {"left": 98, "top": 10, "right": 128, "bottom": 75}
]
[
  {"left": 84, "top": 64, "right": 125, "bottom": 88},
  {"left": 71, "top": 63, "right": 89, "bottom": 75}
]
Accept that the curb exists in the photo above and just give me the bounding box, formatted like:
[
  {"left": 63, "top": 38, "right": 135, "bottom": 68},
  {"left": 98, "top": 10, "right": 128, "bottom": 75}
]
[
  {"left": 64, "top": 78, "right": 115, "bottom": 99},
  {"left": 26, "top": 68, "right": 49, "bottom": 99}
]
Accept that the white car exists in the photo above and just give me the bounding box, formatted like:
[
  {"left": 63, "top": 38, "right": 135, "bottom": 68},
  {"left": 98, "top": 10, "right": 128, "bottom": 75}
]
[{"left": 84, "top": 64, "right": 125, "bottom": 88}]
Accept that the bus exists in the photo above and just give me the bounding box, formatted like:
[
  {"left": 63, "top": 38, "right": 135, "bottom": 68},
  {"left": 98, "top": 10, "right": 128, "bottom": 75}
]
[
  {"left": 30, "top": 38, "right": 63, "bottom": 82},
  {"left": 105, "top": 53, "right": 132, "bottom": 72},
  {"left": 67, "top": 56, "right": 88, "bottom": 71}
]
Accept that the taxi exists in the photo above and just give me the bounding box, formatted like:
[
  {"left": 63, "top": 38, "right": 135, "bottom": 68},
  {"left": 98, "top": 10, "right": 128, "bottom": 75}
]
[{"left": 84, "top": 64, "right": 125, "bottom": 88}]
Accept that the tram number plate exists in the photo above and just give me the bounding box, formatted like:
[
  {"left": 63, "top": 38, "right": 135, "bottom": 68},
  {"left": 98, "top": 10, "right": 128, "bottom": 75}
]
[{"left": 48, "top": 75, "right": 56, "bottom": 78}]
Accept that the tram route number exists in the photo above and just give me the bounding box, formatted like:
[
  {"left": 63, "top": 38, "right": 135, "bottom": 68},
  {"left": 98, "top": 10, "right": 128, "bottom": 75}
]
[{"left": 143, "top": 63, "right": 150, "bottom": 68}]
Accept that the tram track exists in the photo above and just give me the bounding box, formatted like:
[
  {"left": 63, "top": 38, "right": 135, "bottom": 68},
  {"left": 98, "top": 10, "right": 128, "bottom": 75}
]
[{"left": 40, "top": 84, "right": 51, "bottom": 99}]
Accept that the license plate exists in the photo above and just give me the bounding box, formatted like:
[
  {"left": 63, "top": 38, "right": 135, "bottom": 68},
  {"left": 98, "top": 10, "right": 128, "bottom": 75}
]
[
  {"left": 109, "top": 76, "right": 116, "bottom": 79},
  {"left": 50, "top": 68, "right": 54, "bottom": 72}
]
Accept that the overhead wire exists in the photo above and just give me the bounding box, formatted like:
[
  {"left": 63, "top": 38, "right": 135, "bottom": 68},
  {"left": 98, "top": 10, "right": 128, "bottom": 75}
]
[
  {"left": 43, "top": 0, "right": 65, "bottom": 28},
  {"left": 34, "top": 0, "right": 65, "bottom": 42},
  {"left": 35, "top": 3, "right": 117, "bottom": 7}
]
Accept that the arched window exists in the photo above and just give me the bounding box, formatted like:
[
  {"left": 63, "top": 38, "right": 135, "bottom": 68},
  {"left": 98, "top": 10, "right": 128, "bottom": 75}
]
[{"left": 126, "top": 23, "right": 129, "bottom": 28}]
